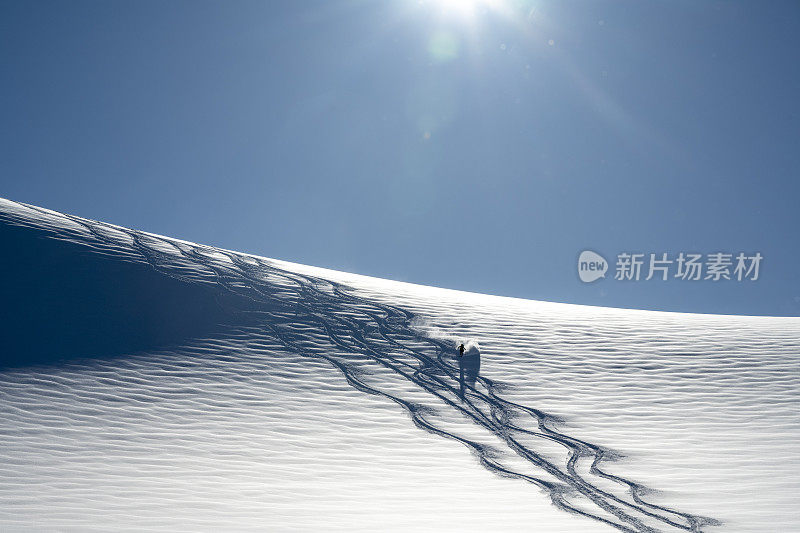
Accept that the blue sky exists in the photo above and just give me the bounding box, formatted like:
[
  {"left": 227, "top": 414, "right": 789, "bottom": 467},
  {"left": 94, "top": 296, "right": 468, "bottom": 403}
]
[{"left": 2, "top": 0, "right": 799, "bottom": 316}]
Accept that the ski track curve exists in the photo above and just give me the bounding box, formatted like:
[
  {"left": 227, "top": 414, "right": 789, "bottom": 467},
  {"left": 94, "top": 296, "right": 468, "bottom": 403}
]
[{"left": 0, "top": 199, "right": 719, "bottom": 532}]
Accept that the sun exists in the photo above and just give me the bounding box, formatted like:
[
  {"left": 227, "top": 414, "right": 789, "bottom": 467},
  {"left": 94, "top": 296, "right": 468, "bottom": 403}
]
[{"left": 429, "top": 0, "right": 504, "bottom": 19}]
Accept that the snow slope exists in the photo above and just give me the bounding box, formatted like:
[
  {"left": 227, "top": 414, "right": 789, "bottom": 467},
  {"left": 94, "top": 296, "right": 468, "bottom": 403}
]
[{"left": 0, "top": 198, "right": 798, "bottom": 532}]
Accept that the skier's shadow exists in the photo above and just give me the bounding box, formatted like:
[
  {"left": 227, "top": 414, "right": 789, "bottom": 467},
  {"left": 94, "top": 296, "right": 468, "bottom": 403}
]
[{"left": 458, "top": 347, "right": 481, "bottom": 398}]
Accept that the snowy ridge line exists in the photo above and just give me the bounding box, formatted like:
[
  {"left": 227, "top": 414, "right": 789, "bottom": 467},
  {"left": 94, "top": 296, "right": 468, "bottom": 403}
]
[{"left": 0, "top": 199, "right": 717, "bottom": 531}]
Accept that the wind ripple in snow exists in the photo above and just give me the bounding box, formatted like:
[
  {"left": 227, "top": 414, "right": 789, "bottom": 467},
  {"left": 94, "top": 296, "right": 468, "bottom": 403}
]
[{"left": 1, "top": 198, "right": 798, "bottom": 532}]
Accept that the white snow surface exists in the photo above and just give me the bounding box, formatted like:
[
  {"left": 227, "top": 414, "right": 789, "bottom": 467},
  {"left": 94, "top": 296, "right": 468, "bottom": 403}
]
[{"left": 0, "top": 198, "right": 799, "bottom": 532}]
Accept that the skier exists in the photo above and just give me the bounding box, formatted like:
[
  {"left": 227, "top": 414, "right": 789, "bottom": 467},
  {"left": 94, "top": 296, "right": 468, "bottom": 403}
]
[{"left": 458, "top": 343, "right": 465, "bottom": 357}]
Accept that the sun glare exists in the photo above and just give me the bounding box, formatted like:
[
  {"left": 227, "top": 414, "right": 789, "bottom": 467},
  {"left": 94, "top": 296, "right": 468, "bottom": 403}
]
[{"left": 428, "top": 0, "right": 504, "bottom": 19}]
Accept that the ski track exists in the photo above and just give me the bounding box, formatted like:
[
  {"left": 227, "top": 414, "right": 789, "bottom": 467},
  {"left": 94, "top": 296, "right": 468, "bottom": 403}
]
[{"left": 1, "top": 199, "right": 798, "bottom": 531}]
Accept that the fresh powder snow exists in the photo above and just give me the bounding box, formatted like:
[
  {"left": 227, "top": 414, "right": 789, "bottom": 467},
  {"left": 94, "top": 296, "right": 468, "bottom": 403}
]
[{"left": 0, "top": 197, "right": 798, "bottom": 532}]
